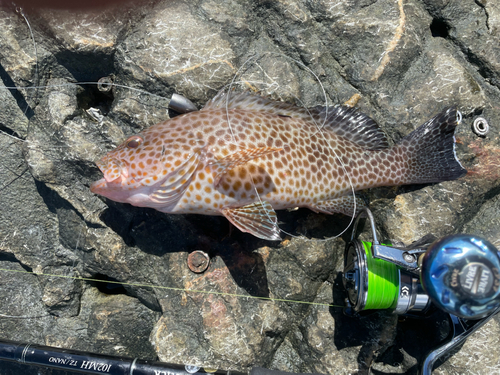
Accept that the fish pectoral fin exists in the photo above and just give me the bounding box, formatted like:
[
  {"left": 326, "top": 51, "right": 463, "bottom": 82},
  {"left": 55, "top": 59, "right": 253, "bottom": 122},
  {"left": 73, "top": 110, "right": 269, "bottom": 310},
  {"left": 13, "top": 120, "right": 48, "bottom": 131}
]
[
  {"left": 213, "top": 147, "right": 282, "bottom": 186},
  {"left": 308, "top": 195, "right": 366, "bottom": 217},
  {"left": 221, "top": 201, "right": 281, "bottom": 241},
  {"left": 150, "top": 151, "right": 201, "bottom": 207}
]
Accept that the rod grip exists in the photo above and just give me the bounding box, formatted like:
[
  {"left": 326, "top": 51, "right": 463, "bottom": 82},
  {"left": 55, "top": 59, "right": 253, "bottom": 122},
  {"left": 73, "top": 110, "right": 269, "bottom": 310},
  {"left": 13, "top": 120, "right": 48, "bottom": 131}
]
[{"left": 0, "top": 339, "right": 242, "bottom": 375}]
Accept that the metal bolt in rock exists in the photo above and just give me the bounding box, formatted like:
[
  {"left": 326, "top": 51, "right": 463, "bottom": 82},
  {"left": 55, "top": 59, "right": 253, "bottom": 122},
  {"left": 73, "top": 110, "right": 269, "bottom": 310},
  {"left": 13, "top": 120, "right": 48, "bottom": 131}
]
[
  {"left": 187, "top": 251, "right": 210, "bottom": 273},
  {"left": 472, "top": 117, "right": 489, "bottom": 137},
  {"left": 97, "top": 76, "right": 113, "bottom": 92}
]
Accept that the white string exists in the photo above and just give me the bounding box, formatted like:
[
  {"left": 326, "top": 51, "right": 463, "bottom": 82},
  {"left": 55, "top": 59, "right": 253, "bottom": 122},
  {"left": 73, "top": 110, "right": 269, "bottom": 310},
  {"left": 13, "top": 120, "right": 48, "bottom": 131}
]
[
  {"left": 1, "top": 51, "right": 360, "bottom": 242},
  {"left": 221, "top": 52, "right": 358, "bottom": 240}
]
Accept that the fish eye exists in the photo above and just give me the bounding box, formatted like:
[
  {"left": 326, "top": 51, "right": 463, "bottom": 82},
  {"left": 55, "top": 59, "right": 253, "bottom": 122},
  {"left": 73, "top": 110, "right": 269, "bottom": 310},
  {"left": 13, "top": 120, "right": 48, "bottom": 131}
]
[{"left": 126, "top": 136, "right": 143, "bottom": 149}]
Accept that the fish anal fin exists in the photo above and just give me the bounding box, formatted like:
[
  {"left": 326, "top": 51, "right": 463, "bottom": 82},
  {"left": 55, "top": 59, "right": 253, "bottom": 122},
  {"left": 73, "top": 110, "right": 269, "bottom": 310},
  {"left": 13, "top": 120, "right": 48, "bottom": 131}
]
[
  {"left": 308, "top": 195, "right": 366, "bottom": 217},
  {"left": 213, "top": 147, "right": 282, "bottom": 186},
  {"left": 221, "top": 201, "right": 281, "bottom": 241}
]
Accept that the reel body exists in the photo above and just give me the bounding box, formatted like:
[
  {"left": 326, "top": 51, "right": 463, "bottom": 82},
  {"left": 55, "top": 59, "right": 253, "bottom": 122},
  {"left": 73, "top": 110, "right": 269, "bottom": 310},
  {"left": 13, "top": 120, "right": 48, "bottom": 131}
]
[
  {"left": 421, "top": 234, "right": 500, "bottom": 319},
  {"left": 342, "top": 208, "right": 500, "bottom": 375}
]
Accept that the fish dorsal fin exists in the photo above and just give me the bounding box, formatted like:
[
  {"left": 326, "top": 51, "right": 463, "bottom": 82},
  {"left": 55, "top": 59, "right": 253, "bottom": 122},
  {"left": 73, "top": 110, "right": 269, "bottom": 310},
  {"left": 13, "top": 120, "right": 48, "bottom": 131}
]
[
  {"left": 221, "top": 201, "right": 280, "bottom": 241},
  {"left": 316, "top": 106, "right": 389, "bottom": 150},
  {"left": 202, "top": 91, "right": 318, "bottom": 122},
  {"left": 203, "top": 91, "right": 388, "bottom": 150}
]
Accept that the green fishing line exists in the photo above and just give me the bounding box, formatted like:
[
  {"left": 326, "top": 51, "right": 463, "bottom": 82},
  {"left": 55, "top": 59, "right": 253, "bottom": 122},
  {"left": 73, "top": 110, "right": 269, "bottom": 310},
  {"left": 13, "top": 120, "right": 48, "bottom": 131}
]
[{"left": 362, "top": 241, "right": 399, "bottom": 310}]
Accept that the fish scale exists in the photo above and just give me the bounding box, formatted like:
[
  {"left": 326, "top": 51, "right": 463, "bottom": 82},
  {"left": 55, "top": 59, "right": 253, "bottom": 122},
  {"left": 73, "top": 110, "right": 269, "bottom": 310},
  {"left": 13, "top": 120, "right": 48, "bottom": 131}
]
[{"left": 91, "top": 91, "right": 466, "bottom": 240}]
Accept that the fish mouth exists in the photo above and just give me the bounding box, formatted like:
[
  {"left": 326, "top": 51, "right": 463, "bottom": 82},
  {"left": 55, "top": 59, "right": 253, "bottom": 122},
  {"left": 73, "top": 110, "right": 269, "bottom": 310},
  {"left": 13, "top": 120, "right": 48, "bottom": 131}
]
[
  {"left": 90, "top": 157, "right": 129, "bottom": 195},
  {"left": 89, "top": 178, "right": 107, "bottom": 195}
]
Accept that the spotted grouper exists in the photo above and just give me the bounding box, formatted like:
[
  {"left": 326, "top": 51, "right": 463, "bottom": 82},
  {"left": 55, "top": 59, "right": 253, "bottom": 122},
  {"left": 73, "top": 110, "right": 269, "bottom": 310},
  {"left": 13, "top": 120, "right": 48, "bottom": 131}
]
[{"left": 90, "top": 91, "right": 466, "bottom": 240}]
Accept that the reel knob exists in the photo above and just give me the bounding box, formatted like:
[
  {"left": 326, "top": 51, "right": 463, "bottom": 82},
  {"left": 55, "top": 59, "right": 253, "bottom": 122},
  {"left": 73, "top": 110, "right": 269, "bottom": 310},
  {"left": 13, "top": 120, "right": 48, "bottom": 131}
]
[{"left": 421, "top": 234, "right": 500, "bottom": 319}]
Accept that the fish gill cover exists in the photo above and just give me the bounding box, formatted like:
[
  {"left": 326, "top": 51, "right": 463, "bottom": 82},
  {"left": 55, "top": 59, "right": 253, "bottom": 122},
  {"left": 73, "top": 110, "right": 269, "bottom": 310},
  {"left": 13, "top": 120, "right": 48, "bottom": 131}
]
[{"left": 0, "top": 1, "right": 500, "bottom": 374}]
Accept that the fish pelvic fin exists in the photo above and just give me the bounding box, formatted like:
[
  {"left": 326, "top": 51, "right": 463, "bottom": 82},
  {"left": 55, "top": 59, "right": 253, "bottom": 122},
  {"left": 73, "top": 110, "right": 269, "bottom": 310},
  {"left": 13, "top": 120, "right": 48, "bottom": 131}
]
[
  {"left": 212, "top": 147, "right": 283, "bottom": 187},
  {"left": 221, "top": 201, "right": 281, "bottom": 241},
  {"left": 396, "top": 107, "right": 467, "bottom": 184}
]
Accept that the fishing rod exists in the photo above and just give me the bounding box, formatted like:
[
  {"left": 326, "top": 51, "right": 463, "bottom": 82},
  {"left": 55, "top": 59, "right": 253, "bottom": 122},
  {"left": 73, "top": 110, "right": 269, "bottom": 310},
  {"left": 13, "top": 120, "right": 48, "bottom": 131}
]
[
  {"left": 342, "top": 207, "right": 500, "bottom": 375},
  {"left": 0, "top": 339, "right": 320, "bottom": 375}
]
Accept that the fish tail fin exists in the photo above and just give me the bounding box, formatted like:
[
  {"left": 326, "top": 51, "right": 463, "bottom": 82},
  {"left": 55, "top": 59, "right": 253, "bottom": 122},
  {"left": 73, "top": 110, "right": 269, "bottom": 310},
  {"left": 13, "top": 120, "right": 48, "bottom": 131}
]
[{"left": 396, "top": 107, "right": 467, "bottom": 184}]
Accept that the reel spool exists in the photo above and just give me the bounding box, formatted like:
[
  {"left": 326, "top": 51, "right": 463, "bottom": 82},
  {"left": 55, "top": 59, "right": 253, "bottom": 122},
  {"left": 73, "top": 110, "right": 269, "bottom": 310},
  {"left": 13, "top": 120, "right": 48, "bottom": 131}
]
[{"left": 344, "top": 240, "right": 430, "bottom": 314}]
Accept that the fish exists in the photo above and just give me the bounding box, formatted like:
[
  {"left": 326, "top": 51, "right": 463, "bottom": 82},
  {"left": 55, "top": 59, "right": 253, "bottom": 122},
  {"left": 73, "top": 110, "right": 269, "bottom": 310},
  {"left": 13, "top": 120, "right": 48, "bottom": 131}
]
[{"left": 90, "top": 91, "right": 467, "bottom": 241}]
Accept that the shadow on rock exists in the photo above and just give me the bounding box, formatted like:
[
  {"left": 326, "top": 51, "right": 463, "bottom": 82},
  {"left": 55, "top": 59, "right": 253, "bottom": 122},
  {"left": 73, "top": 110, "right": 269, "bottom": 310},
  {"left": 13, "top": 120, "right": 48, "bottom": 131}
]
[
  {"left": 217, "top": 242, "right": 270, "bottom": 298},
  {"left": 99, "top": 200, "right": 230, "bottom": 255},
  {"left": 330, "top": 273, "right": 398, "bottom": 374}
]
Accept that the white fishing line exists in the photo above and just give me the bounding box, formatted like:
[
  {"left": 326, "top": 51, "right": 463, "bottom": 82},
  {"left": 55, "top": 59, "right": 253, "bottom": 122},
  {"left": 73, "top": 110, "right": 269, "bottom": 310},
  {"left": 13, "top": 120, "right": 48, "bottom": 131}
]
[
  {"left": 0, "top": 29, "right": 362, "bottom": 245},
  {"left": 3, "top": 81, "right": 171, "bottom": 101},
  {"left": 0, "top": 19, "right": 372, "bottom": 339},
  {"left": 17, "top": 6, "right": 39, "bottom": 121},
  {"left": 0, "top": 7, "right": 356, "bottom": 334},
  {"left": 1, "top": 68, "right": 358, "bottom": 241},
  {"left": 221, "top": 52, "right": 358, "bottom": 240}
]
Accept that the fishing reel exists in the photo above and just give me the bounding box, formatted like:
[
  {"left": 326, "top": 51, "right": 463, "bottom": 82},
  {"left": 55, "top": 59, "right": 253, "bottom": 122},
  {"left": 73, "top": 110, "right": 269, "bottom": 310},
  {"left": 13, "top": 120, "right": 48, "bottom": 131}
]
[{"left": 342, "top": 208, "right": 500, "bottom": 375}]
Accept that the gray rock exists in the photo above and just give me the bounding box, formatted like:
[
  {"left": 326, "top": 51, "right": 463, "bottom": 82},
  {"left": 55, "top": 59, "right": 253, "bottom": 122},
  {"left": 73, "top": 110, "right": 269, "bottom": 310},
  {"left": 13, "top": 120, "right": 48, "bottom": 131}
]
[{"left": 0, "top": 1, "right": 500, "bottom": 374}]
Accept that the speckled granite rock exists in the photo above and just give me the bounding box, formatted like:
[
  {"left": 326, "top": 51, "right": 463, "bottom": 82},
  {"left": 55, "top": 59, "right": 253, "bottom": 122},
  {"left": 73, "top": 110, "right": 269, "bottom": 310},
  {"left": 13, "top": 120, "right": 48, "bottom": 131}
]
[{"left": 0, "top": 0, "right": 499, "bottom": 374}]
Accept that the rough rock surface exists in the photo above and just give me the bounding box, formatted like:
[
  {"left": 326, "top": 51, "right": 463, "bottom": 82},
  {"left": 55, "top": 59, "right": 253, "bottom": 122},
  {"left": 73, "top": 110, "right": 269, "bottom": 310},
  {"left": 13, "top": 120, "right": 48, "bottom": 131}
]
[{"left": 0, "top": 1, "right": 500, "bottom": 374}]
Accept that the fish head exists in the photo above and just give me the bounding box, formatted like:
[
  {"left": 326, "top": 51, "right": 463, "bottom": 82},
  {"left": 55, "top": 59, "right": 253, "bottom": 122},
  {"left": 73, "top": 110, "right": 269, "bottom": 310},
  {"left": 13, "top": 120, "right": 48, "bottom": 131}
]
[{"left": 90, "top": 131, "right": 167, "bottom": 205}]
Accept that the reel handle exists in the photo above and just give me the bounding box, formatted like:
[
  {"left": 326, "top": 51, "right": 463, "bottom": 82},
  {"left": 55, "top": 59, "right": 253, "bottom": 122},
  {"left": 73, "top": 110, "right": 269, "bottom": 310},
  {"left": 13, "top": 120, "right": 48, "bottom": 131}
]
[{"left": 421, "top": 234, "right": 500, "bottom": 319}]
